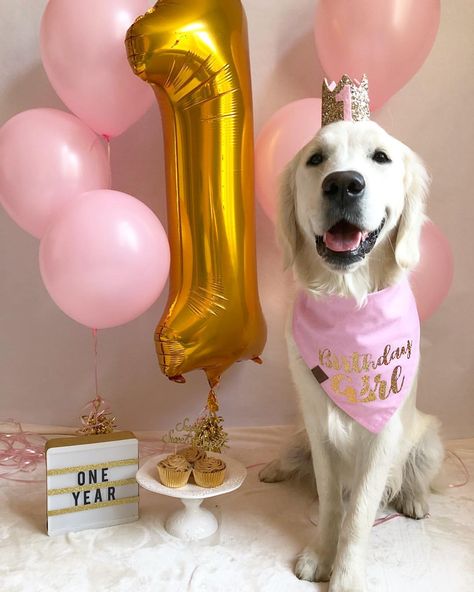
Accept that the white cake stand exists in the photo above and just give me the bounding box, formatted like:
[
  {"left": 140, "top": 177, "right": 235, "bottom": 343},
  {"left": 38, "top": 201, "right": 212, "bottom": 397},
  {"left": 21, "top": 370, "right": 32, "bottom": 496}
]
[{"left": 136, "top": 452, "right": 247, "bottom": 541}]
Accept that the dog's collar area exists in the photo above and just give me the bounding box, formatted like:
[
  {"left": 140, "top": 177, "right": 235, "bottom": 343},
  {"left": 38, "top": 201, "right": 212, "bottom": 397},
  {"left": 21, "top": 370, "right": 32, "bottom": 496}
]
[{"left": 315, "top": 218, "right": 386, "bottom": 268}]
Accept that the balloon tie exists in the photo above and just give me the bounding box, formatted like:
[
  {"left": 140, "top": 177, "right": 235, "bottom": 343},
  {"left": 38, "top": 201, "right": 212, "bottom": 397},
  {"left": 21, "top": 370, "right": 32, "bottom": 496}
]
[
  {"left": 207, "top": 389, "right": 219, "bottom": 413},
  {"left": 77, "top": 395, "right": 117, "bottom": 436}
]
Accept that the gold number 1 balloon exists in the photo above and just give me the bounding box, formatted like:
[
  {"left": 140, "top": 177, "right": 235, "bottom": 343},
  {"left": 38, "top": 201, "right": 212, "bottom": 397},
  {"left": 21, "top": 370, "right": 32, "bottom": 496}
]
[{"left": 126, "top": 0, "right": 266, "bottom": 388}]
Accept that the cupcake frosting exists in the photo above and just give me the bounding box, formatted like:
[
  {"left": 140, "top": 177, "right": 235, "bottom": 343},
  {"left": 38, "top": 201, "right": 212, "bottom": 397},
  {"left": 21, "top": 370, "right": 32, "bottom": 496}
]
[
  {"left": 194, "top": 457, "right": 226, "bottom": 473},
  {"left": 159, "top": 454, "right": 191, "bottom": 472},
  {"left": 178, "top": 447, "right": 207, "bottom": 464}
]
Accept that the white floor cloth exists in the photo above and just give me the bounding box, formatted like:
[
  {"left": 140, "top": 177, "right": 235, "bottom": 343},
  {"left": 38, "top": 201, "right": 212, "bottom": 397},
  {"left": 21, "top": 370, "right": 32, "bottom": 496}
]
[{"left": 1, "top": 426, "right": 473, "bottom": 592}]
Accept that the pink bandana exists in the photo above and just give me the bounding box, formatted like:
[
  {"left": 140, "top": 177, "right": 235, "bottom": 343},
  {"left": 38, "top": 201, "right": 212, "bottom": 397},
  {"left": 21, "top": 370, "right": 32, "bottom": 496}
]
[{"left": 293, "top": 279, "right": 420, "bottom": 433}]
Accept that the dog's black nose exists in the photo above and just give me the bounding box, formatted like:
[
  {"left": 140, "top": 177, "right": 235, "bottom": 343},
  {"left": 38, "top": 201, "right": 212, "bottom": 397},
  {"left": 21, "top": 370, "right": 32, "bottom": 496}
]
[{"left": 322, "top": 171, "right": 366, "bottom": 202}]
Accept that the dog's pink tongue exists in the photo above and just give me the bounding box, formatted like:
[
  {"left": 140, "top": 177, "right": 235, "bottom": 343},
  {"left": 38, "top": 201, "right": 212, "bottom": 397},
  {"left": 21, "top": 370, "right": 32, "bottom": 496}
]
[{"left": 324, "top": 228, "right": 362, "bottom": 252}]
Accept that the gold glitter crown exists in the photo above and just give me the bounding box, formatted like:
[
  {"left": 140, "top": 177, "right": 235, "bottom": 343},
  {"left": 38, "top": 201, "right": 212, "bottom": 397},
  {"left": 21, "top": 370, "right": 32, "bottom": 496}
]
[{"left": 321, "top": 75, "right": 370, "bottom": 127}]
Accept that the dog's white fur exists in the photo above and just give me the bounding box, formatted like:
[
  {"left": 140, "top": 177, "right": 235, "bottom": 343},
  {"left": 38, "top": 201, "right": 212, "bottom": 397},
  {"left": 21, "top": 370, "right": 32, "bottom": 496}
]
[{"left": 259, "top": 121, "right": 444, "bottom": 592}]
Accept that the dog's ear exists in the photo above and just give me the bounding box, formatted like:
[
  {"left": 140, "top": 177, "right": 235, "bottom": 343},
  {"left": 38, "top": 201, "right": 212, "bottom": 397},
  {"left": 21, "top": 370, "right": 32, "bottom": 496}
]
[
  {"left": 277, "top": 157, "right": 303, "bottom": 268},
  {"left": 395, "top": 148, "right": 429, "bottom": 271}
]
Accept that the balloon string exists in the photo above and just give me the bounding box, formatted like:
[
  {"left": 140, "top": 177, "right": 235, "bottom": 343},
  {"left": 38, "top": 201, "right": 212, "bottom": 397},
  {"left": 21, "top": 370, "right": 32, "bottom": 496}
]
[
  {"left": 102, "top": 134, "right": 111, "bottom": 183},
  {"left": 92, "top": 328, "right": 99, "bottom": 396}
]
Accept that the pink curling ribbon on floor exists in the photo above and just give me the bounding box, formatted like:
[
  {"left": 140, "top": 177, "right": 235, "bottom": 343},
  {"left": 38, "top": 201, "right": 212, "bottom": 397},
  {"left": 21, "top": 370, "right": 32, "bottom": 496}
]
[
  {"left": 446, "top": 449, "right": 470, "bottom": 488},
  {"left": 0, "top": 420, "right": 46, "bottom": 482}
]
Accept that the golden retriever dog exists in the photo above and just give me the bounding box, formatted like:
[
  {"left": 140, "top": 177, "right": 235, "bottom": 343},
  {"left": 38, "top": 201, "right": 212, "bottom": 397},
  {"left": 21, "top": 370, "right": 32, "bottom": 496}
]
[{"left": 259, "top": 120, "right": 444, "bottom": 592}]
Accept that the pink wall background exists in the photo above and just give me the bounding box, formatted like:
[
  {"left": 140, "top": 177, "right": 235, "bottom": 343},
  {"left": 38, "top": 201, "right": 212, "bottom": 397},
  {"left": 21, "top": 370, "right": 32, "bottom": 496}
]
[{"left": 1, "top": 0, "right": 473, "bottom": 438}]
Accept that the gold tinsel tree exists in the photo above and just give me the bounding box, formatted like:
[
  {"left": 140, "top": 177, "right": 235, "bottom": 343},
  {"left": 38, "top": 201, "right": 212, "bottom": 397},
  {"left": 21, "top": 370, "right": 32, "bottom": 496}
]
[{"left": 163, "top": 390, "right": 228, "bottom": 452}]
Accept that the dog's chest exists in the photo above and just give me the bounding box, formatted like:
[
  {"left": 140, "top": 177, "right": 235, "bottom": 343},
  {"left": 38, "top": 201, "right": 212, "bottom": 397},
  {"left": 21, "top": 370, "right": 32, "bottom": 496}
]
[
  {"left": 325, "top": 400, "right": 364, "bottom": 458},
  {"left": 312, "top": 382, "right": 363, "bottom": 460},
  {"left": 288, "top": 336, "right": 362, "bottom": 457}
]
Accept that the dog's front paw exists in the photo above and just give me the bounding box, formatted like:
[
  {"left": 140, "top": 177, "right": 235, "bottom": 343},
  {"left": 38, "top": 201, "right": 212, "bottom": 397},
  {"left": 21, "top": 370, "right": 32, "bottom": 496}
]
[
  {"left": 258, "top": 459, "right": 287, "bottom": 483},
  {"left": 393, "top": 492, "right": 429, "bottom": 519},
  {"left": 295, "top": 547, "right": 332, "bottom": 582}
]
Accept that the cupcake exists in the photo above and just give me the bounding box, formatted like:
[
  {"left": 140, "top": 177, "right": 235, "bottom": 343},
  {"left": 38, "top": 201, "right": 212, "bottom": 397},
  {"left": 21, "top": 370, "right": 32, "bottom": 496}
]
[
  {"left": 157, "top": 454, "right": 192, "bottom": 488},
  {"left": 193, "top": 456, "right": 226, "bottom": 488},
  {"left": 178, "top": 446, "right": 207, "bottom": 465}
]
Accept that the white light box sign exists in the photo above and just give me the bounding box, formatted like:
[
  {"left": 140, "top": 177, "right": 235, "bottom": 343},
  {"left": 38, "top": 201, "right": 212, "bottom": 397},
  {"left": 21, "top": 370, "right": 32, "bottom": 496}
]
[{"left": 46, "top": 431, "right": 139, "bottom": 535}]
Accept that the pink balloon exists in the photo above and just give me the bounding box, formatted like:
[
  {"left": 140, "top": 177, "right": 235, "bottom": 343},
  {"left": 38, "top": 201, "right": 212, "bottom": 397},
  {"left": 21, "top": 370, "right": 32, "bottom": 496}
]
[
  {"left": 39, "top": 190, "right": 170, "bottom": 329},
  {"left": 411, "top": 220, "right": 453, "bottom": 321},
  {"left": 40, "top": 0, "right": 154, "bottom": 137},
  {"left": 255, "top": 98, "right": 322, "bottom": 222},
  {"left": 314, "top": 0, "right": 440, "bottom": 110},
  {"left": 0, "top": 109, "right": 111, "bottom": 238}
]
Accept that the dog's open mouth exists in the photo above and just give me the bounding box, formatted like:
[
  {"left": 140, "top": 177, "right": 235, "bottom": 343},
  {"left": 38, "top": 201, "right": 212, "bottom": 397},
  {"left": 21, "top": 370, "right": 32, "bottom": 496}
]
[{"left": 315, "top": 218, "right": 385, "bottom": 268}]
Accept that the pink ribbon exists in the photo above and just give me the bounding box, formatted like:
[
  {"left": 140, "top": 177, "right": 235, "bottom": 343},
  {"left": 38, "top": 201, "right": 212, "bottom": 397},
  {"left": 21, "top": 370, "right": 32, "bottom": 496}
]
[
  {"left": 0, "top": 420, "right": 46, "bottom": 482},
  {"left": 138, "top": 439, "right": 168, "bottom": 459}
]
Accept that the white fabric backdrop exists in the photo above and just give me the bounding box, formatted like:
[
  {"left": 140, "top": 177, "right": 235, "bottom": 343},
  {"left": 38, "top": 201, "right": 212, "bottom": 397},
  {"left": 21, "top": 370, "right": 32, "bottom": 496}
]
[{"left": 0, "top": 0, "right": 473, "bottom": 438}]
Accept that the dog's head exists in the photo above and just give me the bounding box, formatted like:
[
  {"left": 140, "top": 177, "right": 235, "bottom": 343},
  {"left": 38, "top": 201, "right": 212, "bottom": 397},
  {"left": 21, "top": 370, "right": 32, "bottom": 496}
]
[{"left": 278, "top": 120, "right": 429, "bottom": 298}]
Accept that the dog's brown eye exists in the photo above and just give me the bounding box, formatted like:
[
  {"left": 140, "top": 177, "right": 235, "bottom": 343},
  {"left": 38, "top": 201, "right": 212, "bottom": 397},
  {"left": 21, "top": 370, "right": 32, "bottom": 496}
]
[
  {"left": 372, "top": 150, "right": 391, "bottom": 164},
  {"left": 307, "top": 152, "right": 324, "bottom": 166}
]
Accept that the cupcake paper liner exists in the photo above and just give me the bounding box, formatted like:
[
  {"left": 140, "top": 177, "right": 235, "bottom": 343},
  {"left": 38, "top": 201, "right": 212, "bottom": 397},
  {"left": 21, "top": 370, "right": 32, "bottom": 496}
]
[
  {"left": 193, "top": 467, "right": 226, "bottom": 488},
  {"left": 157, "top": 465, "right": 192, "bottom": 488}
]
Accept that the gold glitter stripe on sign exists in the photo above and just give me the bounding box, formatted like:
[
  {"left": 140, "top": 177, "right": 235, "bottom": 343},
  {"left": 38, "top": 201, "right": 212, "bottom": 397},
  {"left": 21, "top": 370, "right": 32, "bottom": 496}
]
[
  {"left": 47, "top": 495, "right": 139, "bottom": 517},
  {"left": 48, "top": 478, "right": 137, "bottom": 496},
  {"left": 47, "top": 458, "right": 138, "bottom": 476}
]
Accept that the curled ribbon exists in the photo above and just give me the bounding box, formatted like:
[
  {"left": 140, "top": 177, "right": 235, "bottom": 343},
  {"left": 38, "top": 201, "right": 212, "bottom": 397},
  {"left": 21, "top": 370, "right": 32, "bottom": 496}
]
[
  {"left": 0, "top": 420, "right": 46, "bottom": 482},
  {"left": 77, "top": 395, "right": 117, "bottom": 436}
]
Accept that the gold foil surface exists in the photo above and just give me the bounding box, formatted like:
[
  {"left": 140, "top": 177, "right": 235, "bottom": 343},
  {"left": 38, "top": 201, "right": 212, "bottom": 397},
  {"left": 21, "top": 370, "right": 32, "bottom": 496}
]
[{"left": 125, "top": 0, "right": 266, "bottom": 388}]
